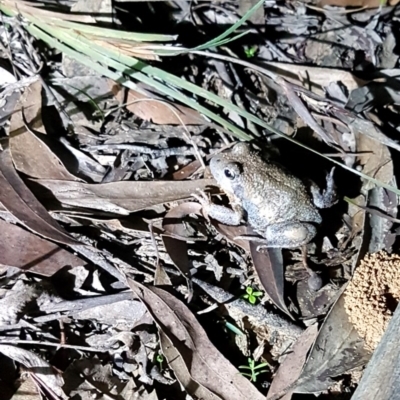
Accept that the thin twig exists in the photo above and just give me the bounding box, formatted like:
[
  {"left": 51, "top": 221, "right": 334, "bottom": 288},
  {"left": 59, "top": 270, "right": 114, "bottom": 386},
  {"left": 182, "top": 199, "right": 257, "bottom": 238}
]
[{"left": 0, "top": 339, "right": 108, "bottom": 352}]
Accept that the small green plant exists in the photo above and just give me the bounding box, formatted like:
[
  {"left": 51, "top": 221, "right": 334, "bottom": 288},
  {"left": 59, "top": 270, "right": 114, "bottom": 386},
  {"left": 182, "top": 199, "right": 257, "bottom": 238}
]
[
  {"left": 155, "top": 352, "right": 164, "bottom": 371},
  {"left": 242, "top": 286, "right": 263, "bottom": 304},
  {"left": 244, "top": 45, "right": 258, "bottom": 58},
  {"left": 239, "top": 358, "right": 269, "bottom": 382}
]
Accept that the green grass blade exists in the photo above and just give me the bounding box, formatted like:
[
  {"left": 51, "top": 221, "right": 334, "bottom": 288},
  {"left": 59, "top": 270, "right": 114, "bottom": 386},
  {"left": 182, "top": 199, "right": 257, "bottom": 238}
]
[
  {"left": 28, "top": 23, "right": 252, "bottom": 140},
  {"left": 194, "top": 0, "right": 264, "bottom": 50},
  {"left": 14, "top": 15, "right": 400, "bottom": 197},
  {"left": 61, "top": 82, "right": 105, "bottom": 120},
  {"left": 40, "top": 18, "right": 178, "bottom": 42}
]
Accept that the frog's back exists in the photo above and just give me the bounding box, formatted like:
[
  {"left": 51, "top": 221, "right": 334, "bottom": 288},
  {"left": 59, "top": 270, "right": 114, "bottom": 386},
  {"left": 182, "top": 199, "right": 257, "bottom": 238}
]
[{"left": 241, "top": 159, "right": 321, "bottom": 230}]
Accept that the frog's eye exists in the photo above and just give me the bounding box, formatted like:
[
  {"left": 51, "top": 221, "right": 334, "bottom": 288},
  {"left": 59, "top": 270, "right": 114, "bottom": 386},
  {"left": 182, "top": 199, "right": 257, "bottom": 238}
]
[{"left": 224, "top": 168, "right": 236, "bottom": 180}]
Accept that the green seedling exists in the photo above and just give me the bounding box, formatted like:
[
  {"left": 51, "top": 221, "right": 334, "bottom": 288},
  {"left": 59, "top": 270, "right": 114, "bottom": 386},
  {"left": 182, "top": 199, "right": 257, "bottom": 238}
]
[
  {"left": 244, "top": 45, "right": 258, "bottom": 58},
  {"left": 155, "top": 352, "right": 164, "bottom": 371},
  {"left": 242, "top": 286, "right": 263, "bottom": 304},
  {"left": 239, "top": 358, "right": 269, "bottom": 382},
  {"left": 224, "top": 320, "right": 245, "bottom": 336}
]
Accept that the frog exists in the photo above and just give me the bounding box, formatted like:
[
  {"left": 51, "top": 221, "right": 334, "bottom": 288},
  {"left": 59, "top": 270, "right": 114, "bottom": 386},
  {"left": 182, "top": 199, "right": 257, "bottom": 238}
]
[{"left": 194, "top": 142, "right": 337, "bottom": 250}]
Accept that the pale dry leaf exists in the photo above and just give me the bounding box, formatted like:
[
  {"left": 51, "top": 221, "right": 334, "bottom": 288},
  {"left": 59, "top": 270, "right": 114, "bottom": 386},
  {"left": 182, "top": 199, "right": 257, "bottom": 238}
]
[
  {"left": 36, "top": 178, "right": 215, "bottom": 214},
  {"left": 262, "top": 62, "right": 367, "bottom": 95},
  {"left": 318, "top": 0, "right": 399, "bottom": 7},
  {"left": 12, "top": 375, "right": 41, "bottom": 400}
]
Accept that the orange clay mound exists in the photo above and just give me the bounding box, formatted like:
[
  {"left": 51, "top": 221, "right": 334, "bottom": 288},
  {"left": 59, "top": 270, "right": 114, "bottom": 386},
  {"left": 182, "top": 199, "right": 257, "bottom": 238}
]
[{"left": 344, "top": 251, "right": 400, "bottom": 352}]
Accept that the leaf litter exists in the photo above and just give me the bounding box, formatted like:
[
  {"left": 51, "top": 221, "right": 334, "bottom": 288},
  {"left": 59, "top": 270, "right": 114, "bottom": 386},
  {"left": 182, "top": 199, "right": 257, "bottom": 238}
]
[{"left": 0, "top": 0, "right": 400, "bottom": 399}]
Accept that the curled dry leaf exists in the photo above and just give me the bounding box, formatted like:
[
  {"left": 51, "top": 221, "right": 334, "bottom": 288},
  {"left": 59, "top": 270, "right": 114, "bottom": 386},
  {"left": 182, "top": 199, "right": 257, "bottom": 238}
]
[
  {"left": 129, "top": 280, "right": 265, "bottom": 400},
  {"left": 249, "top": 242, "right": 292, "bottom": 318},
  {"left": 110, "top": 82, "right": 206, "bottom": 125},
  {"left": 159, "top": 330, "right": 222, "bottom": 400},
  {"left": 0, "top": 148, "right": 80, "bottom": 245},
  {"left": 209, "top": 222, "right": 291, "bottom": 317},
  {"left": 267, "top": 324, "right": 319, "bottom": 400},
  {"left": 356, "top": 130, "right": 396, "bottom": 253},
  {"left": 292, "top": 290, "right": 371, "bottom": 395},
  {"left": 36, "top": 178, "right": 215, "bottom": 214},
  {"left": 0, "top": 344, "right": 65, "bottom": 398},
  {"left": 0, "top": 219, "right": 84, "bottom": 275},
  {"left": 9, "top": 78, "right": 80, "bottom": 181}
]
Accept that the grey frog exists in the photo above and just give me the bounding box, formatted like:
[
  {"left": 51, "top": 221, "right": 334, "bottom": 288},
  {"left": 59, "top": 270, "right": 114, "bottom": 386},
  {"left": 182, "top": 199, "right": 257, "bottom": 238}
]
[{"left": 195, "top": 142, "right": 337, "bottom": 249}]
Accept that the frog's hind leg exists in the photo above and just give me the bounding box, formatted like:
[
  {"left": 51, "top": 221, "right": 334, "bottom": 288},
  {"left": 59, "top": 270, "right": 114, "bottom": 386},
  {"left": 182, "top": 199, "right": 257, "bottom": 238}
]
[
  {"left": 235, "top": 221, "right": 317, "bottom": 248},
  {"left": 301, "top": 245, "right": 323, "bottom": 291},
  {"left": 265, "top": 221, "right": 317, "bottom": 248}
]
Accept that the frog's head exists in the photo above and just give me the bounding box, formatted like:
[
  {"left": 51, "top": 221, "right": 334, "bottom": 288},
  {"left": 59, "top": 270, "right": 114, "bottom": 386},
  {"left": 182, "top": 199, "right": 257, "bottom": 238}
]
[{"left": 209, "top": 142, "right": 251, "bottom": 198}]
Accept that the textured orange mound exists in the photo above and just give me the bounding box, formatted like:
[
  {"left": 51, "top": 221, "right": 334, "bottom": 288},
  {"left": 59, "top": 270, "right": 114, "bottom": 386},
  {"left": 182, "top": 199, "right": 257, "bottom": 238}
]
[{"left": 344, "top": 251, "right": 400, "bottom": 352}]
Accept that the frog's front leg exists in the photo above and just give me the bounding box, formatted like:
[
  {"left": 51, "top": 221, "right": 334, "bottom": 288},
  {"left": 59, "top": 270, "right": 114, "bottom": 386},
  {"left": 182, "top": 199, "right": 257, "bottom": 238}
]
[
  {"left": 310, "top": 167, "right": 337, "bottom": 209},
  {"left": 192, "top": 190, "right": 244, "bottom": 225},
  {"left": 238, "top": 221, "right": 317, "bottom": 249}
]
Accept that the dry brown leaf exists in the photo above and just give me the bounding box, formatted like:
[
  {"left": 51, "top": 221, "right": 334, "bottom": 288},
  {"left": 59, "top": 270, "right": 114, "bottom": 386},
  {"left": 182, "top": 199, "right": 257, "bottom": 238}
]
[
  {"left": 9, "top": 80, "right": 80, "bottom": 181},
  {"left": 162, "top": 202, "right": 204, "bottom": 241},
  {"left": 0, "top": 220, "right": 85, "bottom": 275},
  {"left": 209, "top": 220, "right": 249, "bottom": 251},
  {"left": 36, "top": 178, "right": 215, "bottom": 214},
  {"left": 267, "top": 324, "right": 319, "bottom": 400},
  {"left": 159, "top": 331, "right": 222, "bottom": 400},
  {"left": 250, "top": 242, "right": 292, "bottom": 318},
  {"left": 110, "top": 82, "right": 206, "bottom": 125},
  {"left": 356, "top": 131, "right": 393, "bottom": 189},
  {"left": 129, "top": 281, "right": 265, "bottom": 400},
  {"left": 262, "top": 62, "right": 367, "bottom": 95},
  {"left": 0, "top": 149, "right": 80, "bottom": 245},
  {"left": 172, "top": 159, "right": 203, "bottom": 180}
]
